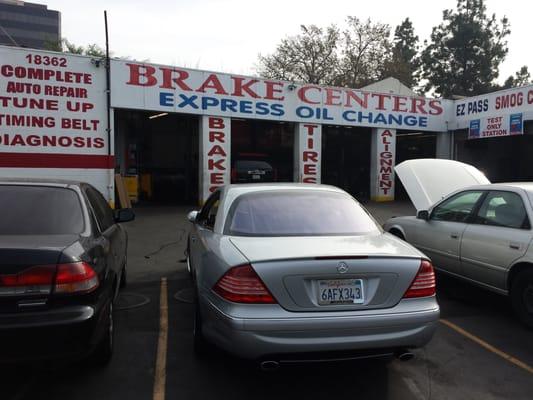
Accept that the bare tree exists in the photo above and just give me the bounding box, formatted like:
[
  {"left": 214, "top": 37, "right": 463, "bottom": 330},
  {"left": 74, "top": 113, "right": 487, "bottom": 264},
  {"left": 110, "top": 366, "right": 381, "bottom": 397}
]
[
  {"left": 257, "top": 24, "right": 340, "bottom": 85},
  {"left": 257, "top": 18, "right": 394, "bottom": 89},
  {"left": 337, "top": 17, "right": 392, "bottom": 88}
]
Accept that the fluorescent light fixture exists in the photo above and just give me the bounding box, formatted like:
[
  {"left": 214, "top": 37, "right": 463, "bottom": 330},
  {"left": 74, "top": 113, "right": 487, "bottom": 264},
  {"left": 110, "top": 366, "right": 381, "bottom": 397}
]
[
  {"left": 149, "top": 112, "right": 168, "bottom": 120},
  {"left": 398, "top": 132, "right": 429, "bottom": 137}
]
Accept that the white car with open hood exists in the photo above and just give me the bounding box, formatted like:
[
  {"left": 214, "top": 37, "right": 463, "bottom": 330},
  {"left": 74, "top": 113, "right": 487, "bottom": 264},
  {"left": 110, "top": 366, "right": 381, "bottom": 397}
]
[{"left": 384, "top": 159, "right": 533, "bottom": 328}]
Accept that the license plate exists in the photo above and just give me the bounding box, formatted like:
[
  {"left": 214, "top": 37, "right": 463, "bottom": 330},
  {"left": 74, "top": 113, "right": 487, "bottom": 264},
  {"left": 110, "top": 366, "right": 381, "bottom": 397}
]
[
  {"left": 252, "top": 174, "right": 261, "bottom": 180},
  {"left": 318, "top": 279, "right": 364, "bottom": 305}
]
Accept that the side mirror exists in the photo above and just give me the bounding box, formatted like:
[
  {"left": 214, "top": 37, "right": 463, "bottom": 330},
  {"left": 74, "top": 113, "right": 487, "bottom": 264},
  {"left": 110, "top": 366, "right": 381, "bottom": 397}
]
[
  {"left": 187, "top": 210, "right": 199, "bottom": 223},
  {"left": 417, "top": 210, "right": 430, "bottom": 221},
  {"left": 115, "top": 208, "right": 135, "bottom": 223}
]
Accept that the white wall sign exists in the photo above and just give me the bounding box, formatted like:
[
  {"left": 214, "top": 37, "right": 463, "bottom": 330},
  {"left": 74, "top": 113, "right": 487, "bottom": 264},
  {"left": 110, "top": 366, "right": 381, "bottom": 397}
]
[
  {"left": 455, "top": 85, "right": 533, "bottom": 129},
  {"left": 199, "top": 115, "right": 231, "bottom": 203},
  {"left": 370, "top": 128, "right": 396, "bottom": 201},
  {"left": 295, "top": 123, "right": 321, "bottom": 183},
  {"left": 468, "top": 113, "right": 524, "bottom": 139},
  {"left": 111, "top": 60, "right": 452, "bottom": 132},
  {"left": 0, "top": 45, "right": 112, "bottom": 201}
]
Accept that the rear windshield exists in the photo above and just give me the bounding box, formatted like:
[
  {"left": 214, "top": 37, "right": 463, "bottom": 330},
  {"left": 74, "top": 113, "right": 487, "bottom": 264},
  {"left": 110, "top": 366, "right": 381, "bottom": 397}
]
[
  {"left": 0, "top": 185, "right": 85, "bottom": 235},
  {"left": 226, "top": 190, "right": 380, "bottom": 236},
  {"left": 235, "top": 160, "right": 272, "bottom": 170}
]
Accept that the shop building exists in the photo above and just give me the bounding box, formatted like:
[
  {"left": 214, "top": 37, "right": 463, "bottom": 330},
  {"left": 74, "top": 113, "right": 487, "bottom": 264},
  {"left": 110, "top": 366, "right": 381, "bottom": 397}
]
[{"left": 0, "top": 44, "right": 531, "bottom": 207}]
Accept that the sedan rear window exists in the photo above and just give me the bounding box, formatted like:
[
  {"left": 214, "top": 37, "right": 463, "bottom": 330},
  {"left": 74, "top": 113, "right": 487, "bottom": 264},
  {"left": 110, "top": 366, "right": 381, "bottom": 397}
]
[
  {"left": 0, "top": 185, "right": 85, "bottom": 235},
  {"left": 235, "top": 160, "right": 272, "bottom": 170},
  {"left": 226, "top": 191, "right": 380, "bottom": 236}
]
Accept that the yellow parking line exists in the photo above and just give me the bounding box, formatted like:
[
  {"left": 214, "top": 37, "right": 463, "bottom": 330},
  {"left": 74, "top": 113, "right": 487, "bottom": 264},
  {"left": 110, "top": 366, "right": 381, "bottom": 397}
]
[
  {"left": 153, "top": 277, "right": 168, "bottom": 400},
  {"left": 440, "top": 319, "right": 533, "bottom": 375}
]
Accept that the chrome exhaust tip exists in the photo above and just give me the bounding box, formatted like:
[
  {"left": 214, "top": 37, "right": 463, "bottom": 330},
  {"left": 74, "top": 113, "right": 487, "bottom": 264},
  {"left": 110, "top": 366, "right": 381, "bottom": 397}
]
[
  {"left": 259, "top": 360, "right": 280, "bottom": 371},
  {"left": 396, "top": 351, "right": 415, "bottom": 362}
]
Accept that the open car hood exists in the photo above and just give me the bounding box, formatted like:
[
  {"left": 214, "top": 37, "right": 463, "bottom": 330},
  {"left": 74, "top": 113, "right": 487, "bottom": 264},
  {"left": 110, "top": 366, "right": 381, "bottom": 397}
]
[{"left": 395, "top": 159, "right": 490, "bottom": 211}]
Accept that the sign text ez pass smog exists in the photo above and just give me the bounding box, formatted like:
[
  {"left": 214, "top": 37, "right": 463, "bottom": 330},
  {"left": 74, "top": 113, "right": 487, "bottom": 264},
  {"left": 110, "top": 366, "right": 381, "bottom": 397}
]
[{"left": 117, "top": 62, "right": 446, "bottom": 131}]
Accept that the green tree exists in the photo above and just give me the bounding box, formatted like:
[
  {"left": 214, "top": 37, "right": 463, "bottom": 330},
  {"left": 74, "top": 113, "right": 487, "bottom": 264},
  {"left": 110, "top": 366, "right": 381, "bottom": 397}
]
[
  {"left": 257, "top": 24, "right": 340, "bottom": 85},
  {"left": 502, "top": 66, "right": 531, "bottom": 89},
  {"left": 44, "top": 38, "right": 106, "bottom": 57},
  {"left": 421, "top": 0, "right": 510, "bottom": 97},
  {"left": 381, "top": 18, "right": 420, "bottom": 89}
]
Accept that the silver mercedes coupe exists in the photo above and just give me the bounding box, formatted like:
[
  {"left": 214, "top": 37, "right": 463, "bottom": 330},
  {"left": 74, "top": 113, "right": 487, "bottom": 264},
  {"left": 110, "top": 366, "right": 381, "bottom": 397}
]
[{"left": 186, "top": 183, "right": 439, "bottom": 368}]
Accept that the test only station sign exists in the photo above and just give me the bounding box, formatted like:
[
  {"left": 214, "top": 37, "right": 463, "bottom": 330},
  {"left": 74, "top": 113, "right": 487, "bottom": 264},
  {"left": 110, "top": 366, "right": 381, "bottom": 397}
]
[{"left": 468, "top": 113, "right": 523, "bottom": 139}]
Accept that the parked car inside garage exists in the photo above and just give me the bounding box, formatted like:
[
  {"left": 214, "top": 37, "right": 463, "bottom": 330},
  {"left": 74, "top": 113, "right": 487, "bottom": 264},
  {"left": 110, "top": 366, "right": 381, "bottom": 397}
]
[{"left": 231, "top": 153, "right": 276, "bottom": 183}]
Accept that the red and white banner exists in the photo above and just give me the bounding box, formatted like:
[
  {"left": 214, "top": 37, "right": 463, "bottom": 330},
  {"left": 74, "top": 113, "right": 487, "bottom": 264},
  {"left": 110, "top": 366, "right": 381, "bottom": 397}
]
[
  {"left": 370, "top": 128, "right": 396, "bottom": 201},
  {"left": 295, "top": 123, "right": 321, "bottom": 184},
  {"left": 199, "top": 116, "right": 231, "bottom": 203}
]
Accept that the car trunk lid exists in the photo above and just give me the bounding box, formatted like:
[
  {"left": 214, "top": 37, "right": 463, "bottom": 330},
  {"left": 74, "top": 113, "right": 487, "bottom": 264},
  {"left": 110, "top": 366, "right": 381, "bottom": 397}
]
[
  {"left": 395, "top": 158, "right": 490, "bottom": 211},
  {"left": 0, "top": 235, "right": 78, "bottom": 312},
  {"left": 229, "top": 234, "right": 425, "bottom": 312}
]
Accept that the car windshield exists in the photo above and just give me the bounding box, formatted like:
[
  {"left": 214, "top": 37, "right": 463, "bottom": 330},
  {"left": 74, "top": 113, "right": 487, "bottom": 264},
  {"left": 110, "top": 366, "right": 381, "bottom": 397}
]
[
  {"left": 0, "top": 185, "right": 85, "bottom": 235},
  {"left": 226, "top": 190, "right": 380, "bottom": 236}
]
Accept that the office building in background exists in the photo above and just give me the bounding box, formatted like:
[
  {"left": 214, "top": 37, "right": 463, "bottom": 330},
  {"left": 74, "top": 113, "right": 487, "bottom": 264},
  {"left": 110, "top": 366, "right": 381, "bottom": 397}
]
[{"left": 0, "top": 0, "right": 60, "bottom": 49}]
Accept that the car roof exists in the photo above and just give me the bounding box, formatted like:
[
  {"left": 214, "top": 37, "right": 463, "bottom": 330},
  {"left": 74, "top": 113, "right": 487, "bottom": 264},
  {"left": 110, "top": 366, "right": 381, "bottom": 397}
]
[
  {"left": 0, "top": 177, "right": 84, "bottom": 188},
  {"left": 222, "top": 183, "right": 346, "bottom": 196},
  {"left": 460, "top": 183, "right": 533, "bottom": 192},
  {"left": 497, "top": 182, "right": 533, "bottom": 192}
]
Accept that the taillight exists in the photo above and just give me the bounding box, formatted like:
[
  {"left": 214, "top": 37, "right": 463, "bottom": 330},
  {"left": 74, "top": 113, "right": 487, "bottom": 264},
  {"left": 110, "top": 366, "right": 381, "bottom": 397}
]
[
  {"left": 0, "top": 262, "right": 99, "bottom": 295},
  {"left": 403, "top": 260, "right": 436, "bottom": 298},
  {"left": 0, "top": 265, "right": 56, "bottom": 294},
  {"left": 54, "top": 262, "right": 99, "bottom": 294},
  {"left": 213, "top": 264, "right": 276, "bottom": 304}
]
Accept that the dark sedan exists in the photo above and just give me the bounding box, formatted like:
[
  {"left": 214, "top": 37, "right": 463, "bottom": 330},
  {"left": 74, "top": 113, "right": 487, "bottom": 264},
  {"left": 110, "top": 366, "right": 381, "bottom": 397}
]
[
  {"left": 231, "top": 154, "right": 276, "bottom": 183},
  {"left": 0, "top": 179, "right": 134, "bottom": 366}
]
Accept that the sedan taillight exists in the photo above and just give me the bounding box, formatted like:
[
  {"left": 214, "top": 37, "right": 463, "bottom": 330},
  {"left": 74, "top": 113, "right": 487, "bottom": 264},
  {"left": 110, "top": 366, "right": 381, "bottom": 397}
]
[
  {"left": 403, "top": 260, "right": 436, "bottom": 298},
  {"left": 0, "top": 265, "right": 56, "bottom": 294},
  {"left": 54, "top": 262, "right": 99, "bottom": 294},
  {"left": 0, "top": 262, "right": 99, "bottom": 295},
  {"left": 213, "top": 264, "right": 276, "bottom": 304}
]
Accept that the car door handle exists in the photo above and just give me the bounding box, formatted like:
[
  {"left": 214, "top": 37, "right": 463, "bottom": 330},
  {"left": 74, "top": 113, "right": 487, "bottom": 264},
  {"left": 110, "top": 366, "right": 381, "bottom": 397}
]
[
  {"left": 191, "top": 235, "right": 197, "bottom": 243},
  {"left": 509, "top": 243, "right": 521, "bottom": 250},
  {"left": 450, "top": 233, "right": 459, "bottom": 239}
]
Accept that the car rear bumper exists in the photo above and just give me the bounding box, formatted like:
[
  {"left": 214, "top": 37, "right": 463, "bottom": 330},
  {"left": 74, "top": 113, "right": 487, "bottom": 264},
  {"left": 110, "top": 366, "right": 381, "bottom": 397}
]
[
  {"left": 200, "top": 294, "right": 440, "bottom": 360},
  {"left": 0, "top": 304, "right": 106, "bottom": 364}
]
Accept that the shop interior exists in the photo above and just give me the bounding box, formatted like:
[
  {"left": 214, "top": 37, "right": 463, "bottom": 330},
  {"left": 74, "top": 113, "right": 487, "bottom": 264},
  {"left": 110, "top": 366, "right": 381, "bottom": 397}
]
[
  {"left": 230, "top": 119, "right": 294, "bottom": 184},
  {"left": 321, "top": 126, "right": 372, "bottom": 201},
  {"left": 454, "top": 123, "right": 533, "bottom": 183},
  {"left": 394, "top": 131, "right": 437, "bottom": 200},
  {"left": 114, "top": 110, "right": 199, "bottom": 205}
]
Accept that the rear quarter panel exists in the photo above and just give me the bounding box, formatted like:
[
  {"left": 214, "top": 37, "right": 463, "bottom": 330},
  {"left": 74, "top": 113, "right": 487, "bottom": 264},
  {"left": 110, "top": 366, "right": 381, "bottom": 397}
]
[{"left": 196, "top": 233, "right": 249, "bottom": 296}]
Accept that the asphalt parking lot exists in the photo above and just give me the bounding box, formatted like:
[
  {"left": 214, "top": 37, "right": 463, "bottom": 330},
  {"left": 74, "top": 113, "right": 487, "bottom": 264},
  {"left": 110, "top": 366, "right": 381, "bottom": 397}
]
[{"left": 2, "top": 202, "right": 533, "bottom": 400}]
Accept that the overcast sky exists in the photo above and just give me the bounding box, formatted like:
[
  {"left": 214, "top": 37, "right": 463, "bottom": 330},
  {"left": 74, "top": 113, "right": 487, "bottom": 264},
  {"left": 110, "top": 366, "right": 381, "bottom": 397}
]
[{"left": 45, "top": 0, "right": 531, "bottom": 84}]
